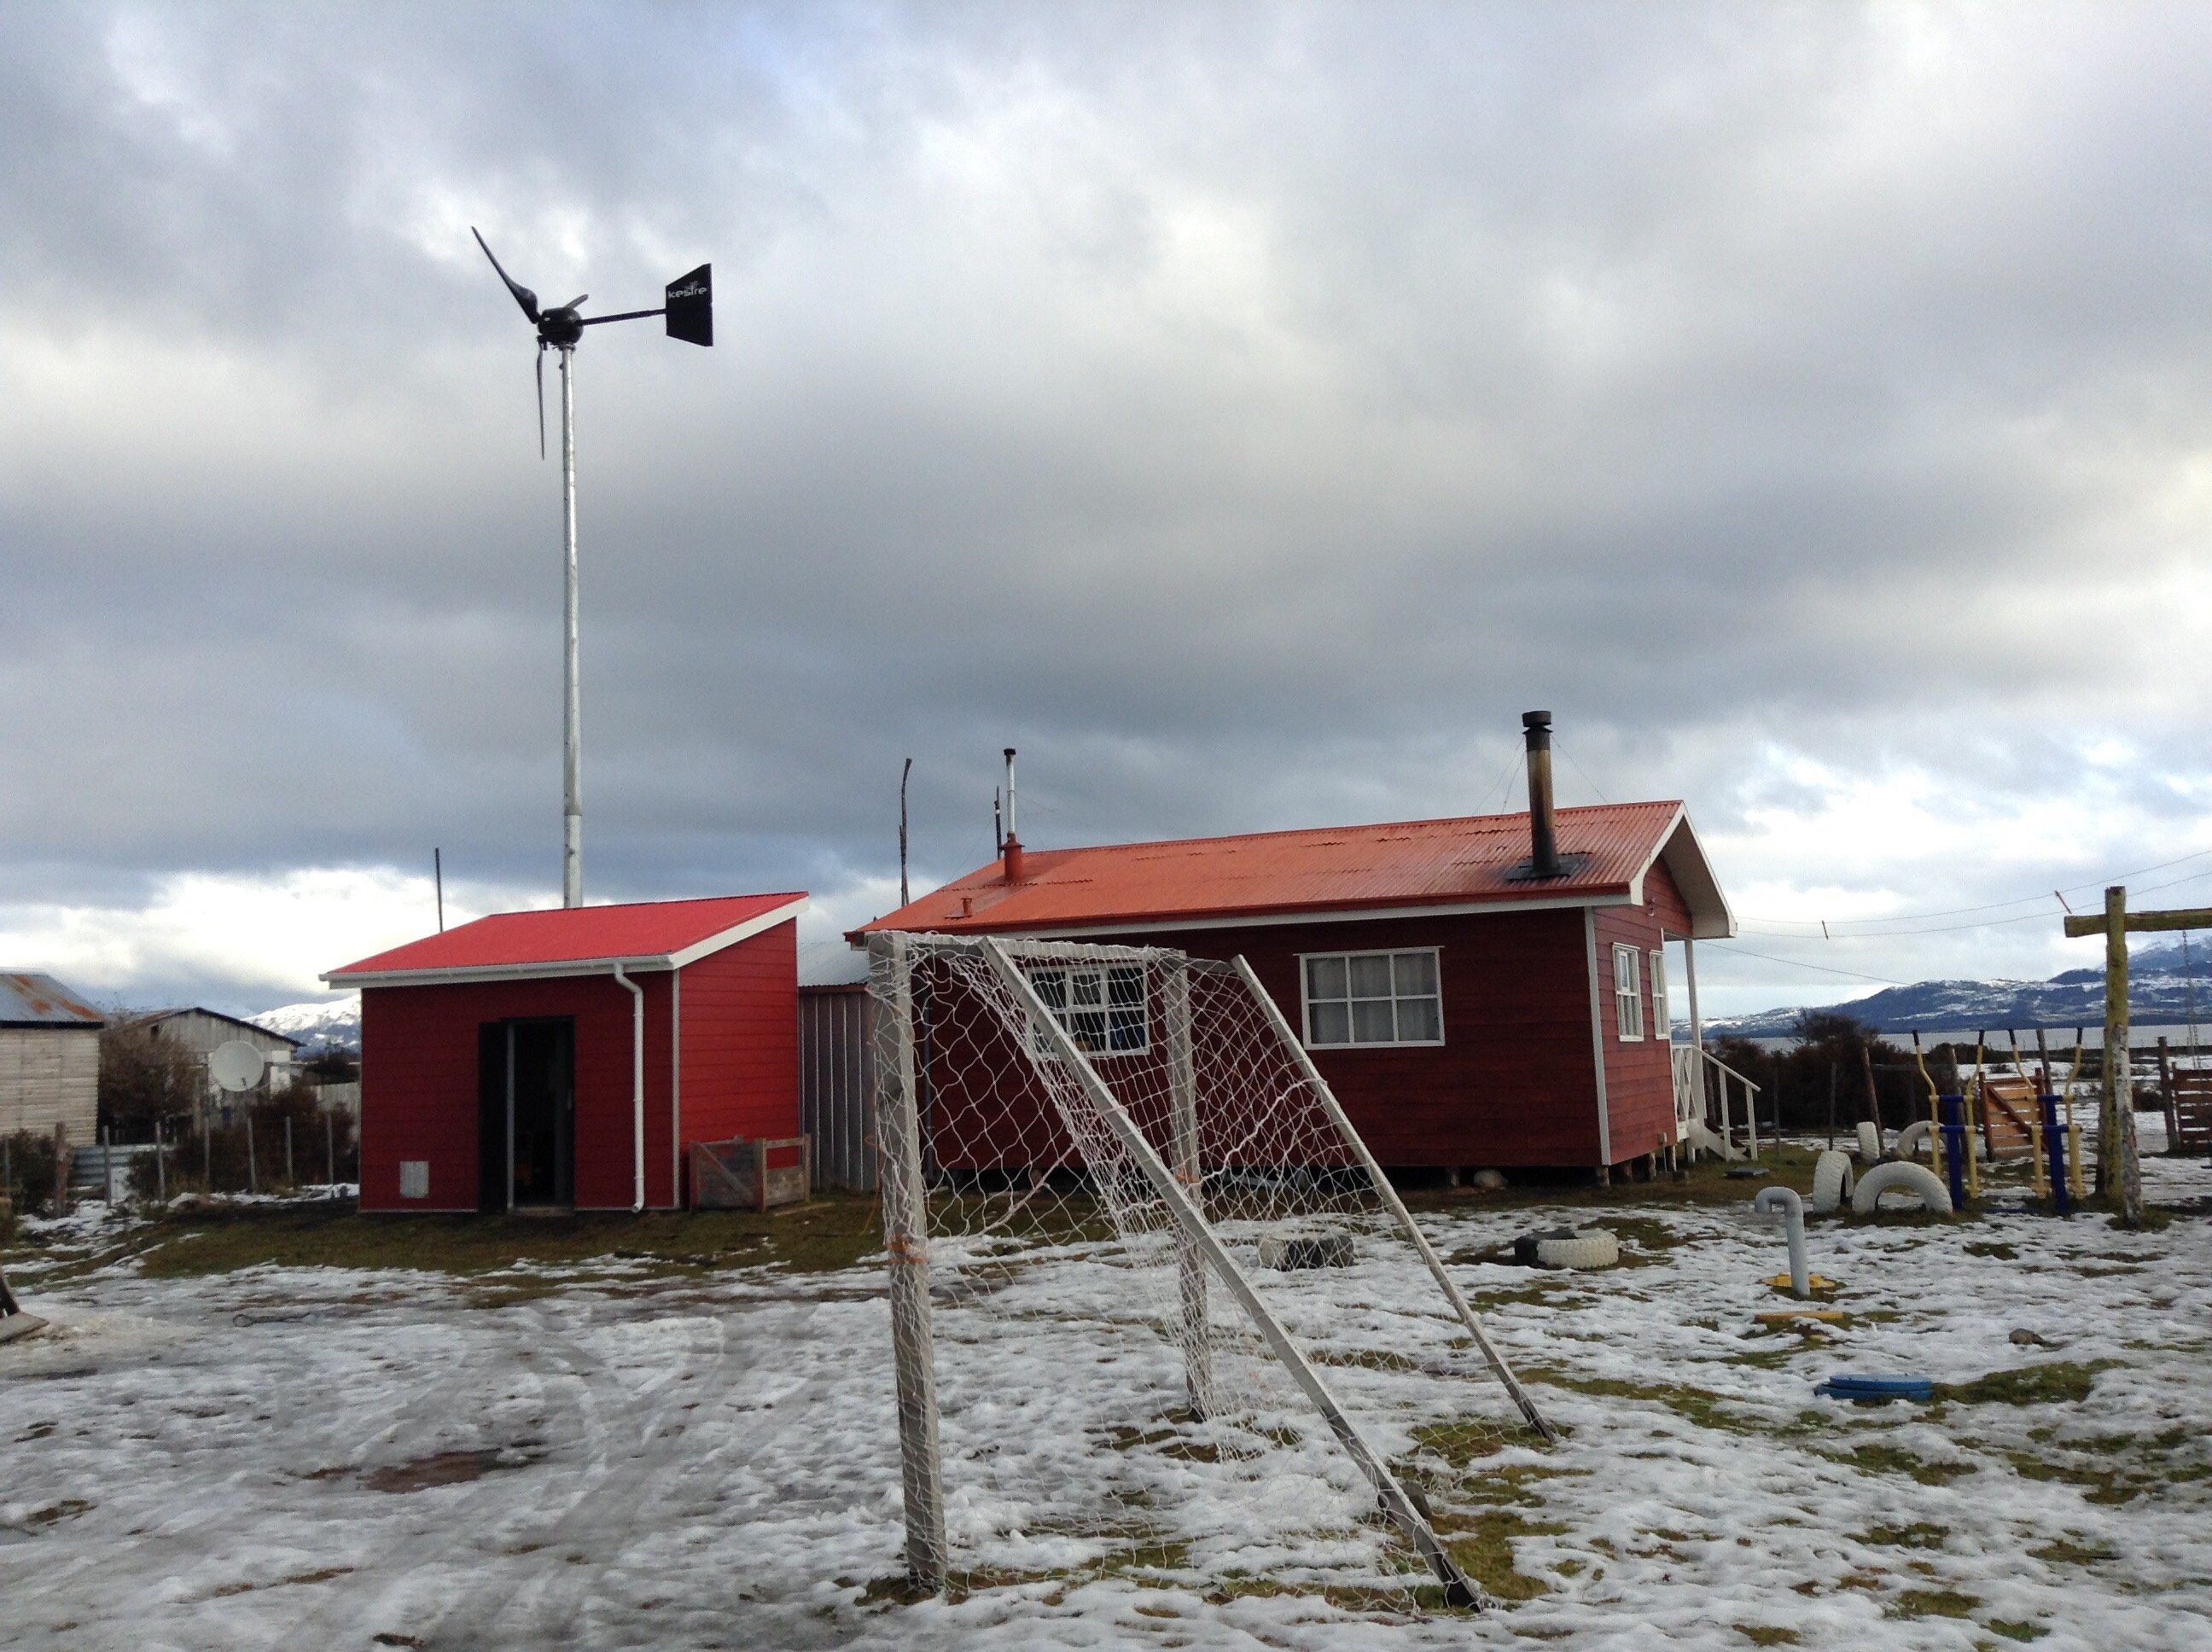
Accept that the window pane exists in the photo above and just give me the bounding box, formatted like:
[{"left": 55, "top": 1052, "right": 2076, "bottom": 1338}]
[
  {"left": 1033, "top": 969, "right": 1068, "bottom": 1010},
  {"left": 1109, "top": 1008, "right": 1145, "bottom": 1051},
  {"left": 1071, "top": 969, "right": 1105, "bottom": 1007},
  {"left": 1307, "top": 956, "right": 1347, "bottom": 1000},
  {"left": 1395, "top": 998, "right": 1441, "bottom": 1042},
  {"left": 1309, "top": 1002, "right": 1350, "bottom": 1044},
  {"left": 1352, "top": 1000, "right": 1395, "bottom": 1043},
  {"left": 1070, "top": 1009, "right": 1109, "bottom": 1052},
  {"left": 1393, "top": 952, "right": 1437, "bottom": 996},
  {"left": 1348, "top": 955, "right": 1393, "bottom": 998},
  {"left": 1107, "top": 967, "right": 1144, "bottom": 1008}
]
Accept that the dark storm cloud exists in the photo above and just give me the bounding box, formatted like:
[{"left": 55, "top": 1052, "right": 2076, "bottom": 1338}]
[{"left": 2, "top": 2, "right": 2209, "bottom": 1009}]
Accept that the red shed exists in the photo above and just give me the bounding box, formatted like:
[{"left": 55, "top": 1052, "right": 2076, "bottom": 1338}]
[
  {"left": 855, "top": 760, "right": 1733, "bottom": 1178},
  {"left": 326, "top": 893, "right": 806, "bottom": 1213}
]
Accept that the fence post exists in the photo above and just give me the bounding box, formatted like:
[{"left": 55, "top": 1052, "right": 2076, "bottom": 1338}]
[
  {"left": 203, "top": 1124, "right": 212, "bottom": 1191},
  {"left": 2158, "top": 1037, "right": 2178, "bottom": 1155},
  {"left": 872, "top": 932, "right": 947, "bottom": 1591},
  {"left": 285, "top": 1116, "right": 294, "bottom": 1190},
  {"left": 246, "top": 1115, "right": 257, "bottom": 1195},
  {"left": 327, "top": 1113, "right": 335, "bottom": 1190},
  {"left": 156, "top": 1124, "right": 166, "bottom": 1204}
]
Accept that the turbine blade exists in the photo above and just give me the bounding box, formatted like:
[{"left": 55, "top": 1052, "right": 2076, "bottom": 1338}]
[
  {"left": 536, "top": 344, "right": 546, "bottom": 460},
  {"left": 471, "top": 226, "right": 540, "bottom": 323},
  {"left": 560, "top": 295, "right": 587, "bottom": 311}
]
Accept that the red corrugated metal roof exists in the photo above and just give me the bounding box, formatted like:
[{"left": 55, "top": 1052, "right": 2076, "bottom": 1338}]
[
  {"left": 329, "top": 893, "right": 806, "bottom": 978},
  {"left": 856, "top": 803, "right": 1694, "bottom": 937}
]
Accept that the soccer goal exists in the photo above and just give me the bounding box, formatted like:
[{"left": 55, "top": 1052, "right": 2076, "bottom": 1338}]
[{"left": 866, "top": 931, "right": 1553, "bottom": 1607}]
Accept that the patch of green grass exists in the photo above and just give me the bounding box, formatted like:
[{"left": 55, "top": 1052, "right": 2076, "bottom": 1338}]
[
  {"left": 1887, "top": 1587, "right": 1980, "bottom": 1620},
  {"left": 1432, "top": 1509, "right": 1567, "bottom": 1600},
  {"left": 1822, "top": 1444, "right": 1976, "bottom": 1485},
  {"left": 1736, "top": 1629, "right": 1801, "bottom": 1647},
  {"left": 1985, "top": 1621, "right": 2050, "bottom": 1642},
  {"left": 2029, "top": 1536, "right": 2114, "bottom": 1565},
  {"left": 1854, "top": 1521, "right": 1950, "bottom": 1550},
  {"left": 1963, "top": 1242, "right": 2017, "bottom": 1259},
  {"left": 126, "top": 1195, "right": 891, "bottom": 1280},
  {"left": 1522, "top": 1369, "right": 1768, "bottom": 1436},
  {"left": 1456, "top": 1464, "right": 1590, "bottom": 1507},
  {"left": 1934, "top": 1361, "right": 2122, "bottom": 1406},
  {"left": 1409, "top": 1417, "right": 1525, "bottom": 1467}
]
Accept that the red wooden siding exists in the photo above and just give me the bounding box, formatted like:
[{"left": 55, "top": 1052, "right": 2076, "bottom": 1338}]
[
  {"left": 361, "top": 973, "right": 671, "bottom": 1212},
  {"left": 951, "top": 910, "right": 1610, "bottom": 1167},
  {"left": 1589, "top": 858, "right": 1697, "bottom": 1166},
  {"left": 678, "top": 919, "right": 800, "bottom": 1151},
  {"left": 359, "top": 928, "right": 797, "bottom": 1214}
]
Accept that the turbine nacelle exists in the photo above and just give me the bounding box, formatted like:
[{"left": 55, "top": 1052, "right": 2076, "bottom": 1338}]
[{"left": 470, "top": 227, "right": 712, "bottom": 453}]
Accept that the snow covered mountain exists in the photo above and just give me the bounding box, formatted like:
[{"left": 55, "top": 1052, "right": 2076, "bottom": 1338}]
[
  {"left": 253, "top": 995, "right": 361, "bottom": 1050},
  {"left": 1703, "top": 941, "right": 2212, "bottom": 1038}
]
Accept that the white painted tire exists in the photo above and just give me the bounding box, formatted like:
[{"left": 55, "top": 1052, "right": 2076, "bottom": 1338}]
[
  {"left": 1808, "top": 1150, "right": 1856, "bottom": 1213},
  {"left": 1852, "top": 1160, "right": 1953, "bottom": 1215},
  {"left": 1857, "top": 1121, "right": 1883, "bottom": 1161},
  {"left": 1893, "top": 1120, "right": 1931, "bottom": 1160},
  {"left": 1534, "top": 1229, "right": 1621, "bottom": 1270}
]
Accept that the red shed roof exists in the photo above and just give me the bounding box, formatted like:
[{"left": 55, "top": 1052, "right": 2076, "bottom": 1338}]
[
  {"left": 326, "top": 893, "right": 808, "bottom": 986},
  {"left": 854, "top": 803, "right": 1732, "bottom": 940}
]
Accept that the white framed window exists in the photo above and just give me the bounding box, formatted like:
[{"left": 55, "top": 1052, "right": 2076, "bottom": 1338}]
[
  {"left": 1613, "top": 944, "right": 1644, "bottom": 1040},
  {"left": 1301, "top": 949, "right": 1444, "bottom": 1048},
  {"left": 1027, "top": 963, "right": 1149, "bottom": 1057},
  {"left": 1649, "top": 949, "right": 1669, "bottom": 1043}
]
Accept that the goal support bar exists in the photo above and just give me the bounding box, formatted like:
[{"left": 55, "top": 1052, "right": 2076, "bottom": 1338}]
[
  {"left": 1225, "top": 956, "right": 1558, "bottom": 1444},
  {"left": 978, "top": 939, "right": 1485, "bottom": 1608}
]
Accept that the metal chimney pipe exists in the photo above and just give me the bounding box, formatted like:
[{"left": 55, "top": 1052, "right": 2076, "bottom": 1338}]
[
  {"left": 1522, "top": 711, "right": 1560, "bottom": 878},
  {"left": 1001, "top": 747, "right": 1024, "bottom": 881}
]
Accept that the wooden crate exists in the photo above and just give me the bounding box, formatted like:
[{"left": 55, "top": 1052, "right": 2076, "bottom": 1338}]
[
  {"left": 691, "top": 1136, "right": 812, "bottom": 1212},
  {"left": 1979, "top": 1077, "right": 2040, "bottom": 1160},
  {"left": 2170, "top": 1072, "right": 2212, "bottom": 1156}
]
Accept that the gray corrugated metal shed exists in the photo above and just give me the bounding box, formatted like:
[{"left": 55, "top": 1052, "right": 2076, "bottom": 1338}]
[{"left": 0, "top": 972, "right": 106, "bottom": 1028}]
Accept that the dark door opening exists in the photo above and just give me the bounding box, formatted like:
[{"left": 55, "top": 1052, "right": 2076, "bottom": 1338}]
[{"left": 477, "top": 1017, "right": 574, "bottom": 1212}]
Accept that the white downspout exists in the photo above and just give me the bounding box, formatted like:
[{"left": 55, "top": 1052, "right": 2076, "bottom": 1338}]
[{"left": 613, "top": 964, "right": 645, "bottom": 1212}]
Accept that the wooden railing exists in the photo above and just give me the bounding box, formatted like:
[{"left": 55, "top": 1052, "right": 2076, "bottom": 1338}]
[{"left": 1673, "top": 1044, "right": 1766, "bottom": 1161}]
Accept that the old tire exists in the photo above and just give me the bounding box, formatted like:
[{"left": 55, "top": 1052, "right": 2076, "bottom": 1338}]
[
  {"left": 1808, "top": 1150, "right": 1856, "bottom": 1213},
  {"left": 1856, "top": 1121, "right": 1883, "bottom": 1161},
  {"left": 1534, "top": 1229, "right": 1621, "bottom": 1270},
  {"left": 1852, "top": 1160, "right": 1953, "bottom": 1215},
  {"left": 1893, "top": 1120, "right": 1931, "bottom": 1160}
]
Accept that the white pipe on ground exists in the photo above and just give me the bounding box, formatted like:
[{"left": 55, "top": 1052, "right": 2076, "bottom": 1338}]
[
  {"left": 1754, "top": 1185, "right": 1809, "bottom": 1298},
  {"left": 613, "top": 964, "right": 645, "bottom": 1212}
]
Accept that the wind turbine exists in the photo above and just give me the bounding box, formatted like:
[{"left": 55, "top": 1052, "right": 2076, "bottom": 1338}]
[{"left": 471, "top": 227, "right": 713, "bottom": 908}]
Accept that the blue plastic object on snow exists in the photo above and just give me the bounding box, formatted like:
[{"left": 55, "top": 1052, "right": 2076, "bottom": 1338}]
[
  {"left": 1817, "top": 1374, "right": 1936, "bottom": 1402},
  {"left": 1939, "top": 1094, "right": 1969, "bottom": 1209}
]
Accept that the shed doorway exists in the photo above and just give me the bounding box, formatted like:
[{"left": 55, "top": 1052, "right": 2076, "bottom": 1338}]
[{"left": 478, "top": 1018, "right": 574, "bottom": 1211}]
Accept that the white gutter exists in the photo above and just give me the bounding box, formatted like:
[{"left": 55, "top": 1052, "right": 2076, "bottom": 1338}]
[{"left": 612, "top": 964, "right": 646, "bottom": 1213}]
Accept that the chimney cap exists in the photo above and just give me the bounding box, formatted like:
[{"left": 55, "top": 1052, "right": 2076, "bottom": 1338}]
[
  {"left": 1522, "top": 709, "right": 1551, "bottom": 729},
  {"left": 1004, "top": 746, "right": 1016, "bottom": 758}
]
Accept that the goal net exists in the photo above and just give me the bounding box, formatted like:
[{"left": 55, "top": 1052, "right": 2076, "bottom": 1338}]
[{"left": 865, "top": 931, "right": 1552, "bottom": 1608}]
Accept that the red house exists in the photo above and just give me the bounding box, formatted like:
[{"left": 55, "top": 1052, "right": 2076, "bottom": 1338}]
[
  {"left": 326, "top": 893, "right": 806, "bottom": 1213},
  {"left": 857, "top": 730, "right": 1733, "bottom": 1178}
]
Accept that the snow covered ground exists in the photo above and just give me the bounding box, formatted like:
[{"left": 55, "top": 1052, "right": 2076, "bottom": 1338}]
[{"left": 4, "top": 1143, "right": 2209, "bottom": 1650}]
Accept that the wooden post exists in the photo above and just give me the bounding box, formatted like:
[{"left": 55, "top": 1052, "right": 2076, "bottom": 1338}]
[
  {"left": 285, "top": 1116, "right": 294, "bottom": 1189},
  {"left": 1162, "top": 957, "right": 1212, "bottom": 1419},
  {"left": 2104, "top": 887, "right": 2140, "bottom": 1219},
  {"left": 2158, "top": 1037, "right": 2179, "bottom": 1156},
  {"left": 1860, "top": 1041, "right": 1883, "bottom": 1153},
  {"left": 327, "top": 1113, "right": 335, "bottom": 1188},
  {"left": 53, "top": 1124, "right": 69, "bottom": 1217},
  {"left": 871, "top": 933, "right": 946, "bottom": 1592},
  {"left": 246, "top": 1114, "right": 258, "bottom": 1195},
  {"left": 1743, "top": 1069, "right": 1761, "bottom": 1163}
]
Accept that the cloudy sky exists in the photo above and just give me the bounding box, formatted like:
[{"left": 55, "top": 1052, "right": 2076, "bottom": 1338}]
[{"left": 3, "top": 1, "right": 2209, "bottom": 1018}]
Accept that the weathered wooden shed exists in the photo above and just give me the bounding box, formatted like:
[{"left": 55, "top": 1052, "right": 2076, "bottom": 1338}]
[
  {"left": 855, "top": 732, "right": 1734, "bottom": 1178},
  {"left": 326, "top": 893, "right": 806, "bottom": 1213},
  {"left": 123, "top": 1008, "right": 300, "bottom": 1103},
  {"left": 0, "top": 973, "right": 105, "bottom": 1143}
]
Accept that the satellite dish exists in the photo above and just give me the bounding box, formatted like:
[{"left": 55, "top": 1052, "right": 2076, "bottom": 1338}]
[{"left": 209, "top": 1040, "right": 266, "bottom": 1094}]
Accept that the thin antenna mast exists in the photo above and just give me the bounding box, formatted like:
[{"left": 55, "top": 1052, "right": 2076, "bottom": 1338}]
[
  {"left": 469, "top": 229, "right": 713, "bottom": 908},
  {"left": 434, "top": 847, "right": 445, "bottom": 932},
  {"left": 899, "top": 757, "right": 913, "bottom": 908}
]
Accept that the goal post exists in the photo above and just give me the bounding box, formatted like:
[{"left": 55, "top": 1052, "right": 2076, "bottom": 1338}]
[{"left": 864, "top": 929, "right": 1550, "bottom": 1606}]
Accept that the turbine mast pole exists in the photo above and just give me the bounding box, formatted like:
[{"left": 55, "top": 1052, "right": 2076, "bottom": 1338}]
[{"left": 560, "top": 342, "right": 583, "bottom": 908}]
